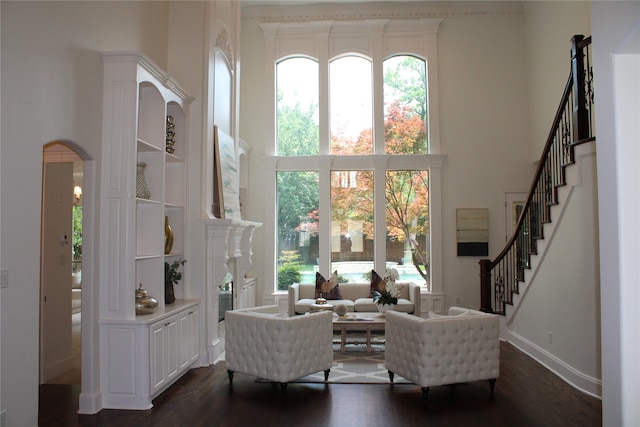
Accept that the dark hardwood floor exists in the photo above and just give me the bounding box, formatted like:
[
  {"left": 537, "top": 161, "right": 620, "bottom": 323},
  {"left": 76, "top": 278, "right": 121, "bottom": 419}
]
[{"left": 39, "top": 341, "right": 601, "bottom": 427}]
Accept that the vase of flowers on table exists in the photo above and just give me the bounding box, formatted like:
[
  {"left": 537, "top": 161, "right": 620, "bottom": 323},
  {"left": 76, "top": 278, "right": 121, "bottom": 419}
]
[{"left": 372, "top": 268, "right": 400, "bottom": 314}]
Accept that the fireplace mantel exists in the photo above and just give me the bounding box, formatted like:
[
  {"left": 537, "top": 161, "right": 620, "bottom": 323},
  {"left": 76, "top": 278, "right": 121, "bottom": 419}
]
[{"left": 201, "top": 218, "right": 261, "bottom": 363}]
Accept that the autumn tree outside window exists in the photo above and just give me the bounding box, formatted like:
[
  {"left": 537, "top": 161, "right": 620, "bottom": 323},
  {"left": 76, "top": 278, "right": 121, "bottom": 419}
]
[{"left": 275, "top": 52, "right": 431, "bottom": 291}]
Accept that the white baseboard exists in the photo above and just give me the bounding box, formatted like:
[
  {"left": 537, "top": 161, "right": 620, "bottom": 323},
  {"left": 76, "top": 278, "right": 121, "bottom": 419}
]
[
  {"left": 77, "top": 389, "right": 103, "bottom": 415},
  {"left": 508, "top": 330, "right": 602, "bottom": 399}
]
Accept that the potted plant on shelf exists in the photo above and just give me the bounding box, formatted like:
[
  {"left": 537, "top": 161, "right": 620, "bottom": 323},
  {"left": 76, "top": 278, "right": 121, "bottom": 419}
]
[{"left": 164, "top": 258, "right": 186, "bottom": 304}]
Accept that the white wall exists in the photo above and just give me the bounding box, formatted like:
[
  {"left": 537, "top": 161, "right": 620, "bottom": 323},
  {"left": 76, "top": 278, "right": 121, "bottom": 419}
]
[
  {"left": 508, "top": 142, "right": 601, "bottom": 396},
  {"left": 166, "top": 0, "right": 207, "bottom": 354},
  {"left": 524, "top": 1, "right": 591, "bottom": 159},
  {"left": 0, "top": 1, "right": 177, "bottom": 424},
  {"left": 239, "top": 12, "right": 270, "bottom": 302},
  {"left": 591, "top": 1, "right": 640, "bottom": 425},
  {"left": 436, "top": 15, "right": 532, "bottom": 309}
]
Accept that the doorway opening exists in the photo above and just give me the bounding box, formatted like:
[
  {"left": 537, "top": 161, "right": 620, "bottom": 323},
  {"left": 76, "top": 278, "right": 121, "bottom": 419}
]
[{"left": 40, "top": 142, "right": 83, "bottom": 386}]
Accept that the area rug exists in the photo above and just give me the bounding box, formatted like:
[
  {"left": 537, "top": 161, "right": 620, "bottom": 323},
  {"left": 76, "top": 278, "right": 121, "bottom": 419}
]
[{"left": 257, "top": 340, "right": 411, "bottom": 385}]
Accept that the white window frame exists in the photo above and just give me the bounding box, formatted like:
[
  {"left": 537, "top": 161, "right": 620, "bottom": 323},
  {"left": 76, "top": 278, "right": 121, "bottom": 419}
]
[{"left": 261, "top": 19, "right": 445, "bottom": 298}]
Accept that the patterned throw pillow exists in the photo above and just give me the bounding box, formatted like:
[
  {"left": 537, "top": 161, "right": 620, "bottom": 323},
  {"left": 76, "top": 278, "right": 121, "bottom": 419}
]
[
  {"left": 315, "top": 271, "right": 342, "bottom": 300},
  {"left": 369, "top": 269, "right": 386, "bottom": 297}
]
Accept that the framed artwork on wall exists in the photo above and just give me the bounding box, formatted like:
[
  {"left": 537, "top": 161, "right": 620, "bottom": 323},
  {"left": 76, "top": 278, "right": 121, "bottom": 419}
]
[
  {"left": 456, "top": 208, "right": 489, "bottom": 256},
  {"left": 214, "top": 125, "right": 241, "bottom": 220}
]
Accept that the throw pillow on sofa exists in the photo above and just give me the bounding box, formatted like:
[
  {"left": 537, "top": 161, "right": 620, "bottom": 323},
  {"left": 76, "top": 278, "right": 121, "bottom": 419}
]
[
  {"left": 369, "top": 269, "right": 387, "bottom": 297},
  {"left": 315, "top": 271, "right": 342, "bottom": 300}
]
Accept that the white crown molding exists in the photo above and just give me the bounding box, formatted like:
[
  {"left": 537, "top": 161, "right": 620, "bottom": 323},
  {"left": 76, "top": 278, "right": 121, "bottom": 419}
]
[{"left": 242, "top": 1, "right": 524, "bottom": 22}]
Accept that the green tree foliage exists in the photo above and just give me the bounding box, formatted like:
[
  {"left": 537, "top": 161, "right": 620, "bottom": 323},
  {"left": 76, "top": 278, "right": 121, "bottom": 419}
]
[
  {"left": 72, "top": 205, "right": 82, "bottom": 260},
  {"left": 384, "top": 55, "right": 427, "bottom": 124},
  {"left": 276, "top": 94, "right": 321, "bottom": 242},
  {"left": 277, "top": 95, "right": 318, "bottom": 156},
  {"left": 277, "top": 171, "right": 319, "bottom": 242},
  {"left": 277, "top": 250, "right": 302, "bottom": 290}
]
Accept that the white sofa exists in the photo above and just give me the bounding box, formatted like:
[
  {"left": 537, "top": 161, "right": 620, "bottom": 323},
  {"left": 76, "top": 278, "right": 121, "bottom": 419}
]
[
  {"left": 224, "top": 305, "right": 333, "bottom": 393},
  {"left": 385, "top": 307, "right": 500, "bottom": 400},
  {"left": 288, "top": 282, "right": 421, "bottom": 316}
]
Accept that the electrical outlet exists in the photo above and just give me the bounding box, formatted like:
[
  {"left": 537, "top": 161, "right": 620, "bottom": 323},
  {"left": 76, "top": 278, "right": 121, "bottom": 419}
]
[
  {"left": 0, "top": 269, "right": 8, "bottom": 288},
  {"left": 548, "top": 331, "right": 553, "bottom": 344}
]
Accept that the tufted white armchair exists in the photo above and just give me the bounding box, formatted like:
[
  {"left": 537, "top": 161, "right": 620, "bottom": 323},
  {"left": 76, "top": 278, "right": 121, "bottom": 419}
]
[
  {"left": 225, "top": 305, "right": 333, "bottom": 393},
  {"left": 385, "top": 307, "right": 500, "bottom": 400}
]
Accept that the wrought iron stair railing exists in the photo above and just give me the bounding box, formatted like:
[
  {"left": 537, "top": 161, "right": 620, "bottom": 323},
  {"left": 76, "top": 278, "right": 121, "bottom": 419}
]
[{"left": 479, "top": 35, "right": 594, "bottom": 315}]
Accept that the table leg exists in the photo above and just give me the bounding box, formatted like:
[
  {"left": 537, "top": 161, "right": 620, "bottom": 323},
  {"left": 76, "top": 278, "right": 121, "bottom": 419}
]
[
  {"left": 366, "top": 327, "right": 371, "bottom": 354},
  {"left": 341, "top": 327, "right": 346, "bottom": 352}
]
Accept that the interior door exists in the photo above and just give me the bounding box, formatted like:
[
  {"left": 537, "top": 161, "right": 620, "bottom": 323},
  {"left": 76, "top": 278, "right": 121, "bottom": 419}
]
[
  {"left": 40, "top": 161, "right": 73, "bottom": 383},
  {"left": 504, "top": 191, "right": 528, "bottom": 242}
]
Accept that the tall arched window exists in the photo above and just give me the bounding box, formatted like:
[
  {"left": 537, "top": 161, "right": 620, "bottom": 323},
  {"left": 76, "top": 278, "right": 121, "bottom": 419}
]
[
  {"left": 384, "top": 55, "right": 428, "bottom": 154},
  {"left": 265, "top": 19, "right": 442, "bottom": 293},
  {"left": 330, "top": 56, "right": 373, "bottom": 155},
  {"left": 276, "top": 57, "right": 319, "bottom": 156}
]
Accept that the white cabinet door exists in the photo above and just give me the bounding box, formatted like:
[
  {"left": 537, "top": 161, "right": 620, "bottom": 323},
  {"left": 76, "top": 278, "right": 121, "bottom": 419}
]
[
  {"left": 150, "top": 321, "right": 167, "bottom": 393},
  {"left": 188, "top": 307, "right": 200, "bottom": 364},
  {"left": 165, "top": 317, "right": 179, "bottom": 382},
  {"left": 148, "top": 303, "right": 199, "bottom": 400},
  {"left": 178, "top": 310, "right": 191, "bottom": 371},
  {"left": 150, "top": 314, "right": 179, "bottom": 394}
]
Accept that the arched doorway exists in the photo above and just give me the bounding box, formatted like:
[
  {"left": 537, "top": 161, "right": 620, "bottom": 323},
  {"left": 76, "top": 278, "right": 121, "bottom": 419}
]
[{"left": 40, "top": 141, "right": 98, "bottom": 413}]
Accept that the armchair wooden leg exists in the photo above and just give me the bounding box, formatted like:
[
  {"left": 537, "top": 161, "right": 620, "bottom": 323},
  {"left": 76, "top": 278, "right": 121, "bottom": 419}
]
[
  {"left": 324, "top": 369, "right": 330, "bottom": 381},
  {"left": 422, "top": 387, "right": 430, "bottom": 400},
  {"left": 388, "top": 371, "right": 395, "bottom": 383},
  {"left": 280, "top": 383, "right": 287, "bottom": 394},
  {"left": 489, "top": 378, "right": 497, "bottom": 394},
  {"left": 227, "top": 370, "right": 234, "bottom": 384}
]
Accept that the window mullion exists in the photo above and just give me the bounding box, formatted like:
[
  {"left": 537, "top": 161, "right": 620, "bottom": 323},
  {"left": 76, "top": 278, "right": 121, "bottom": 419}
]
[
  {"left": 318, "top": 156, "right": 333, "bottom": 274},
  {"left": 370, "top": 23, "right": 385, "bottom": 155},
  {"left": 316, "top": 24, "right": 330, "bottom": 156},
  {"left": 372, "top": 156, "right": 387, "bottom": 274}
]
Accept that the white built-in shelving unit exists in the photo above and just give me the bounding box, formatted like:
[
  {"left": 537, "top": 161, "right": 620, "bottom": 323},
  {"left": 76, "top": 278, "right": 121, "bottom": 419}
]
[{"left": 99, "top": 51, "right": 199, "bottom": 410}]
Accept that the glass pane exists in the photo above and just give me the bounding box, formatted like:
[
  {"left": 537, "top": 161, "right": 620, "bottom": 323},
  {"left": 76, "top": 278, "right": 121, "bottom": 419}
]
[
  {"left": 330, "top": 170, "right": 374, "bottom": 281},
  {"left": 383, "top": 56, "right": 428, "bottom": 154},
  {"left": 277, "top": 57, "right": 319, "bottom": 156},
  {"left": 330, "top": 56, "right": 373, "bottom": 155},
  {"left": 277, "top": 171, "right": 319, "bottom": 290},
  {"left": 385, "top": 170, "right": 429, "bottom": 286}
]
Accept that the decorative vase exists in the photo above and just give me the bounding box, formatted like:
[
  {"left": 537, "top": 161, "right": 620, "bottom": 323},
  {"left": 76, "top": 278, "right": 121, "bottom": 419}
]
[
  {"left": 376, "top": 303, "right": 394, "bottom": 314},
  {"left": 136, "top": 162, "right": 151, "bottom": 199},
  {"left": 164, "top": 216, "right": 174, "bottom": 254},
  {"left": 165, "top": 280, "right": 176, "bottom": 304},
  {"left": 135, "top": 283, "right": 158, "bottom": 315}
]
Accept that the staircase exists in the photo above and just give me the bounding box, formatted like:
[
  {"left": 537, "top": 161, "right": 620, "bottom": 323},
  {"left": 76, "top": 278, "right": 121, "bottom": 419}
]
[{"left": 479, "top": 35, "right": 595, "bottom": 318}]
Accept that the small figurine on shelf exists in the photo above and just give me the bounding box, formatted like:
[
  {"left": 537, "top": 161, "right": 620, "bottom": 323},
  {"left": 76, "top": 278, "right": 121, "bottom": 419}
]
[
  {"left": 166, "top": 115, "right": 176, "bottom": 154},
  {"left": 164, "top": 258, "right": 186, "bottom": 304}
]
